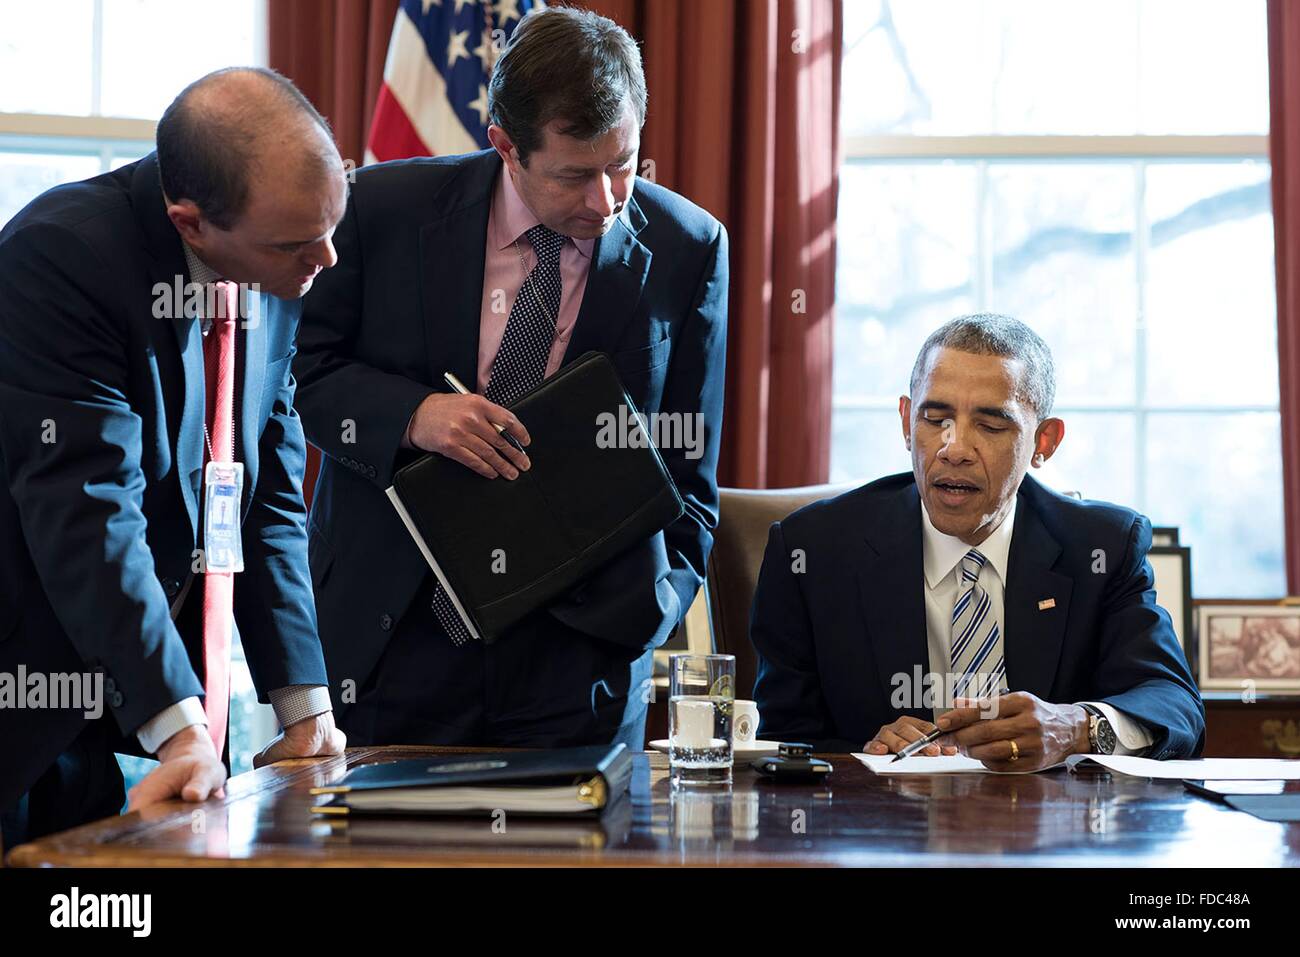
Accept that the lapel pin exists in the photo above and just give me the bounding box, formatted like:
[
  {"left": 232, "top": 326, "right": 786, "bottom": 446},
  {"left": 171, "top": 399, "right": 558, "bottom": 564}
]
[{"left": 1038, "top": 598, "right": 1056, "bottom": 611}]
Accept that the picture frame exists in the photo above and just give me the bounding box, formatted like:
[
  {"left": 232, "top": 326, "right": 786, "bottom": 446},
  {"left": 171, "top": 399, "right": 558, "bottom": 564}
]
[
  {"left": 1150, "top": 526, "right": 1180, "bottom": 547},
  {"left": 1193, "top": 601, "right": 1300, "bottom": 693},
  {"left": 1148, "top": 545, "right": 1192, "bottom": 659}
]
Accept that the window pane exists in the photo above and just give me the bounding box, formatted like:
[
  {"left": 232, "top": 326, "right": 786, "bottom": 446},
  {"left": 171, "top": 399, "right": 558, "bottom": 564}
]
[
  {"left": 230, "top": 632, "right": 278, "bottom": 775},
  {"left": 110, "top": 145, "right": 151, "bottom": 170},
  {"left": 989, "top": 0, "right": 1140, "bottom": 135},
  {"left": 841, "top": 0, "right": 992, "bottom": 136},
  {"left": 100, "top": 0, "right": 263, "bottom": 119},
  {"left": 1146, "top": 413, "right": 1285, "bottom": 597},
  {"left": 1138, "top": 0, "right": 1269, "bottom": 134},
  {"left": 1033, "top": 412, "right": 1136, "bottom": 506},
  {"left": 1145, "top": 161, "right": 1276, "bottom": 406},
  {"left": 0, "top": 1, "right": 94, "bottom": 115},
  {"left": 834, "top": 2, "right": 1280, "bottom": 605},
  {"left": 835, "top": 162, "right": 978, "bottom": 405},
  {"left": 0, "top": 150, "right": 102, "bottom": 228},
  {"left": 830, "top": 409, "right": 911, "bottom": 484},
  {"left": 842, "top": 0, "right": 1267, "bottom": 136},
  {"left": 989, "top": 164, "right": 1137, "bottom": 405}
]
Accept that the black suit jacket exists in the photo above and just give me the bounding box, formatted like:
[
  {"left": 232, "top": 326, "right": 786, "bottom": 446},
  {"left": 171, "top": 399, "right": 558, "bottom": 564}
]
[
  {"left": 294, "top": 150, "right": 728, "bottom": 722},
  {"left": 751, "top": 473, "right": 1205, "bottom": 757},
  {"left": 0, "top": 155, "right": 329, "bottom": 805}
]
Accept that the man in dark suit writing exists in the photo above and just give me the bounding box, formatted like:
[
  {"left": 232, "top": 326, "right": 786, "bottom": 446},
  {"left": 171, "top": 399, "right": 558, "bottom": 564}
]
[
  {"left": 0, "top": 68, "right": 347, "bottom": 845},
  {"left": 294, "top": 7, "right": 727, "bottom": 750},
  {"left": 752, "top": 314, "right": 1203, "bottom": 769}
]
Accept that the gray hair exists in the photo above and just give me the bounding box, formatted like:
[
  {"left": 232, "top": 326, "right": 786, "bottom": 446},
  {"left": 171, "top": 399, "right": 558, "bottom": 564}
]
[{"left": 909, "top": 313, "right": 1056, "bottom": 420}]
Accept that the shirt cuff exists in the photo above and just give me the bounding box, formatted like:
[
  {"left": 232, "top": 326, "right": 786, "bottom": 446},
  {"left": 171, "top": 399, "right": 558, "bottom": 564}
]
[
  {"left": 269, "top": 685, "right": 332, "bottom": 729},
  {"left": 1081, "top": 700, "right": 1154, "bottom": 755},
  {"left": 137, "top": 697, "right": 207, "bottom": 755}
]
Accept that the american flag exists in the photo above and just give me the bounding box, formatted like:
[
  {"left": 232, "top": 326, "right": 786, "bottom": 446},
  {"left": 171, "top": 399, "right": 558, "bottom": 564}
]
[{"left": 366, "top": 0, "right": 545, "bottom": 165}]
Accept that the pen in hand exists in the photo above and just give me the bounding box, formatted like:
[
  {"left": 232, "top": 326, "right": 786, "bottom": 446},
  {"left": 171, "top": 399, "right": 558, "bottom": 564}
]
[
  {"left": 891, "top": 724, "right": 951, "bottom": 762},
  {"left": 443, "top": 371, "right": 527, "bottom": 455}
]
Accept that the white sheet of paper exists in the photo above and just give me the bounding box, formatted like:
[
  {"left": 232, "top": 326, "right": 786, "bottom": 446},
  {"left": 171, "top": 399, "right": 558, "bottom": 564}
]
[
  {"left": 854, "top": 753, "right": 989, "bottom": 774},
  {"left": 1066, "top": 754, "right": 1300, "bottom": 780},
  {"left": 857, "top": 748, "right": 977, "bottom": 774},
  {"left": 854, "top": 753, "right": 1067, "bottom": 775}
]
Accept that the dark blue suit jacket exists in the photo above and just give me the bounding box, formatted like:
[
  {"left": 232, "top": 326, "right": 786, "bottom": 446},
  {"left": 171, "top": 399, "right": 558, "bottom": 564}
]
[
  {"left": 0, "top": 155, "right": 328, "bottom": 806},
  {"left": 751, "top": 473, "right": 1205, "bottom": 757},
  {"left": 294, "top": 150, "right": 727, "bottom": 736}
]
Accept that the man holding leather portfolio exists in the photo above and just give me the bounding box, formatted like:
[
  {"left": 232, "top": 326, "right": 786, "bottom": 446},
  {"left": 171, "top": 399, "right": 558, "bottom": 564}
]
[{"left": 295, "top": 7, "right": 728, "bottom": 750}]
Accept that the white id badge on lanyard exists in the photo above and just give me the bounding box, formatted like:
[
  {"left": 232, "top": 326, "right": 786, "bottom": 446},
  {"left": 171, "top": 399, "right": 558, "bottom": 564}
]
[{"left": 203, "top": 461, "right": 245, "bottom": 573}]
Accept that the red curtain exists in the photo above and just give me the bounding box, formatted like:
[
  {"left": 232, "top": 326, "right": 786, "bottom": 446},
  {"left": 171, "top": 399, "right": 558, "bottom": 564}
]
[
  {"left": 268, "top": 0, "right": 399, "bottom": 163},
  {"left": 269, "top": 0, "right": 399, "bottom": 502},
  {"left": 1270, "top": 0, "right": 1300, "bottom": 592},
  {"left": 581, "top": 0, "right": 842, "bottom": 488},
  {"left": 270, "top": 0, "right": 843, "bottom": 490}
]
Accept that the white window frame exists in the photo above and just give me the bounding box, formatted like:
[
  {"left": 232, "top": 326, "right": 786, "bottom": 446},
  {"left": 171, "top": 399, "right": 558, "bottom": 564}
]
[
  {"left": 0, "top": 0, "right": 267, "bottom": 174},
  {"left": 836, "top": 132, "right": 1273, "bottom": 516},
  {"left": 0, "top": 0, "right": 275, "bottom": 772}
]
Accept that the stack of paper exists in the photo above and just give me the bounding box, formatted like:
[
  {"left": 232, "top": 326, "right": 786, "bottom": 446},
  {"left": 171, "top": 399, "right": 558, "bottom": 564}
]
[
  {"left": 1065, "top": 755, "right": 1300, "bottom": 780},
  {"left": 852, "top": 752, "right": 1300, "bottom": 778}
]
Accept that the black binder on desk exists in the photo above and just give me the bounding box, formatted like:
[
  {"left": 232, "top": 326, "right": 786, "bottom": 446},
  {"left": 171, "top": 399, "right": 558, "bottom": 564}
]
[
  {"left": 386, "top": 351, "right": 685, "bottom": 643},
  {"left": 309, "top": 744, "right": 633, "bottom": 818},
  {"left": 319, "top": 793, "right": 635, "bottom": 848}
]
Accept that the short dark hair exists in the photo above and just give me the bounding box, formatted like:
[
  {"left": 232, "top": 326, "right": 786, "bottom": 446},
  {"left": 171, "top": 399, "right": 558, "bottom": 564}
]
[
  {"left": 155, "top": 67, "right": 333, "bottom": 230},
  {"left": 910, "top": 313, "right": 1057, "bottom": 420},
  {"left": 488, "top": 6, "right": 647, "bottom": 165}
]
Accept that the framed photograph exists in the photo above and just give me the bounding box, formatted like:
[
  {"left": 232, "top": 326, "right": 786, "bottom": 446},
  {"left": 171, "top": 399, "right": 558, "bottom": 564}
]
[
  {"left": 1149, "top": 545, "right": 1192, "bottom": 657},
  {"left": 1151, "top": 526, "right": 1180, "bottom": 547},
  {"left": 1193, "top": 602, "right": 1300, "bottom": 692}
]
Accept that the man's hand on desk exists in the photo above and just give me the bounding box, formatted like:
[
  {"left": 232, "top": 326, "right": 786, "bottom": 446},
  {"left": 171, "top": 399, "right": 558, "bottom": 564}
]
[
  {"left": 253, "top": 710, "right": 347, "bottom": 769},
  {"left": 863, "top": 715, "right": 961, "bottom": 757},
  {"left": 938, "top": 691, "right": 1090, "bottom": 772},
  {"left": 127, "top": 725, "right": 227, "bottom": 811},
  {"left": 406, "top": 392, "right": 531, "bottom": 479}
]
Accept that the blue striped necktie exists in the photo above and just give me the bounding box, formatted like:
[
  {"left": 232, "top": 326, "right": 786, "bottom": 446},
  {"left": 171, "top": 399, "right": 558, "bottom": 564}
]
[{"left": 950, "top": 548, "right": 1007, "bottom": 700}]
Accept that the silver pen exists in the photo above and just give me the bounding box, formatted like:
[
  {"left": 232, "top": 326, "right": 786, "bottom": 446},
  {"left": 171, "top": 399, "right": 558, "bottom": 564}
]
[
  {"left": 442, "top": 371, "right": 527, "bottom": 454},
  {"left": 891, "top": 725, "right": 949, "bottom": 762}
]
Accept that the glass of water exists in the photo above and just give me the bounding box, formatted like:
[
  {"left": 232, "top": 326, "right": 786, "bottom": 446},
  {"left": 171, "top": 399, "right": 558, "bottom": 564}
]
[{"left": 668, "top": 653, "right": 735, "bottom": 785}]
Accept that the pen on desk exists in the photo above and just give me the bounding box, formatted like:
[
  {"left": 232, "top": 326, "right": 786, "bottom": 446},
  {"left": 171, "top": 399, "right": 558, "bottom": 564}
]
[{"left": 443, "top": 371, "right": 527, "bottom": 454}]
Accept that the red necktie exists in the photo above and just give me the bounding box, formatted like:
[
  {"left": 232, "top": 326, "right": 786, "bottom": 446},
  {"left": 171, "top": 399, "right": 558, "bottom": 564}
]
[{"left": 201, "top": 281, "right": 237, "bottom": 757}]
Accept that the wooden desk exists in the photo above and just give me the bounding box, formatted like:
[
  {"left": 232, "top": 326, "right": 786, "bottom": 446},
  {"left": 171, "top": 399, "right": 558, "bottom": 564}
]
[
  {"left": 8, "top": 747, "right": 1299, "bottom": 867},
  {"left": 1204, "top": 693, "right": 1300, "bottom": 757}
]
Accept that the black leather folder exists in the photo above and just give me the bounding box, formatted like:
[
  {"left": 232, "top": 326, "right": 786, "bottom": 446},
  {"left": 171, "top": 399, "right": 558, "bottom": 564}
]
[
  {"left": 309, "top": 744, "right": 633, "bottom": 818},
  {"left": 386, "top": 351, "right": 685, "bottom": 643},
  {"left": 318, "top": 794, "right": 635, "bottom": 847}
]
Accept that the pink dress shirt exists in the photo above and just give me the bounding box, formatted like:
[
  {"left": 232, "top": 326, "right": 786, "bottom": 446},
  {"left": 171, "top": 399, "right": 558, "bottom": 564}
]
[{"left": 475, "top": 168, "right": 595, "bottom": 392}]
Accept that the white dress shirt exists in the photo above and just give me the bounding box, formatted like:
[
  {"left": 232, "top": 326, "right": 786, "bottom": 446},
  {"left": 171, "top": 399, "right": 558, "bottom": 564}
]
[
  {"left": 920, "top": 499, "right": 1153, "bottom": 755},
  {"left": 135, "top": 244, "right": 331, "bottom": 755}
]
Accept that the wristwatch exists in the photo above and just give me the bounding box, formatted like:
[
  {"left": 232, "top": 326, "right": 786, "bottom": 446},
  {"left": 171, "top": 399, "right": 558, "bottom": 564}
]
[{"left": 1081, "top": 703, "right": 1117, "bottom": 755}]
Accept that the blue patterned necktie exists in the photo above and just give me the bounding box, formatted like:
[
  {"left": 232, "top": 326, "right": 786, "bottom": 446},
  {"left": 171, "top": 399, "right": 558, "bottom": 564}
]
[
  {"left": 949, "top": 548, "right": 1007, "bottom": 700},
  {"left": 429, "top": 223, "right": 566, "bottom": 645}
]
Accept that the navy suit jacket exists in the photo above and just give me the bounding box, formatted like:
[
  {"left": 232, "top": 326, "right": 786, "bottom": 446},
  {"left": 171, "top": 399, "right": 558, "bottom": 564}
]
[
  {"left": 293, "top": 149, "right": 728, "bottom": 724},
  {"left": 0, "top": 155, "right": 328, "bottom": 805},
  {"left": 751, "top": 473, "right": 1205, "bottom": 757}
]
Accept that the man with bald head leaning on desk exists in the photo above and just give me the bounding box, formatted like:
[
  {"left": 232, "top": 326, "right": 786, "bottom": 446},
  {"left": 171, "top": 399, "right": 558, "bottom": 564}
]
[
  {"left": 0, "top": 68, "right": 347, "bottom": 846},
  {"left": 752, "top": 314, "right": 1204, "bottom": 770}
]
